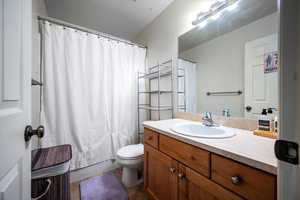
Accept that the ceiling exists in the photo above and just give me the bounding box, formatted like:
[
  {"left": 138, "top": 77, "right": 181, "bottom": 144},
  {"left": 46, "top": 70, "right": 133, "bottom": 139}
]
[
  {"left": 45, "top": 0, "right": 174, "bottom": 40},
  {"left": 179, "top": 0, "right": 277, "bottom": 53}
]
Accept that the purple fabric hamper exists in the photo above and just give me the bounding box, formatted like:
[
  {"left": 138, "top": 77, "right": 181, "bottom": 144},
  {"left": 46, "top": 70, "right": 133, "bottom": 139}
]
[{"left": 80, "top": 172, "right": 128, "bottom": 200}]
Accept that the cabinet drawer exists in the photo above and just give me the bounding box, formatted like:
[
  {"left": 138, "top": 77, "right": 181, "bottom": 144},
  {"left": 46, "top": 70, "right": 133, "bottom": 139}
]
[
  {"left": 144, "top": 128, "right": 159, "bottom": 149},
  {"left": 211, "top": 154, "right": 276, "bottom": 200},
  {"left": 178, "top": 164, "right": 243, "bottom": 200},
  {"left": 159, "top": 135, "right": 210, "bottom": 178}
]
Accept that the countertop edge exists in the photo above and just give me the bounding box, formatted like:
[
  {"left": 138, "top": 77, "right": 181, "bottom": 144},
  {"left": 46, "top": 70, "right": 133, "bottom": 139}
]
[{"left": 143, "top": 124, "right": 277, "bottom": 175}]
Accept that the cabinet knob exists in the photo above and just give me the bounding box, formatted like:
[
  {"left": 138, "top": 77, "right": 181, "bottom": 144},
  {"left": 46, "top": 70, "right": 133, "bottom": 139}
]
[
  {"left": 147, "top": 136, "right": 153, "bottom": 140},
  {"left": 169, "top": 168, "right": 176, "bottom": 173},
  {"left": 178, "top": 173, "right": 185, "bottom": 179},
  {"left": 231, "top": 176, "right": 242, "bottom": 185}
]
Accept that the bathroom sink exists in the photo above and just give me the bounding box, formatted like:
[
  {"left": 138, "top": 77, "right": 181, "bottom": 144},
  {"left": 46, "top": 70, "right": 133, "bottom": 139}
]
[{"left": 171, "top": 122, "right": 235, "bottom": 139}]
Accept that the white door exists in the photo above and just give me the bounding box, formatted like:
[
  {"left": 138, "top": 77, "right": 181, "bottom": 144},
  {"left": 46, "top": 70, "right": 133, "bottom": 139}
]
[
  {"left": 244, "top": 34, "right": 279, "bottom": 119},
  {"left": 0, "top": 0, "right": 32, "bottom": 199},
  {"left": 277, "top": 1, "right": 300, "bottom": 199},
  {"left": 177, "top": 59, "right": 197, "bottom": 113}
]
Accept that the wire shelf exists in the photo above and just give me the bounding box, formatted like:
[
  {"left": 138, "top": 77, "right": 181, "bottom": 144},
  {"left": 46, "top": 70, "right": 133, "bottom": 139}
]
[
  {"left": 139, "top": 70, "right": 172, "bottom": 80},
  {"left": 138, "top": 105, "right": 173, "bottom": 111},
  {"left": 139, "top": 90, "right": 173, "bottom": 94}
]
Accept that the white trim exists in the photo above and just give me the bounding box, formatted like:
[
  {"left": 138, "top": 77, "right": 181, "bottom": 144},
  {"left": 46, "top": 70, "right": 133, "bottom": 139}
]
[{"left": 278, "top": 0, "right": 300, "bottom": 199}]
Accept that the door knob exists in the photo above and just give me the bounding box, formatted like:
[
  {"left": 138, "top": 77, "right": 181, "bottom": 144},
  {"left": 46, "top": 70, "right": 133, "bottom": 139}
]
[
  {"left": 24, "top": 125, "right": 44, "bottom": 142},
  {"left": 245, "top": 106, "right": 252, "bottom": 112}
]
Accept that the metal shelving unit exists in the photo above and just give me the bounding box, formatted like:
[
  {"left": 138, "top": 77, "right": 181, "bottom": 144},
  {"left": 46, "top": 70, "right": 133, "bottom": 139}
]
[
  {"left": 177, "top": 66, "right": 186, "bottom": 112},
  {"left": 138, "top": 59, "right": 174, "bottom": 136}
]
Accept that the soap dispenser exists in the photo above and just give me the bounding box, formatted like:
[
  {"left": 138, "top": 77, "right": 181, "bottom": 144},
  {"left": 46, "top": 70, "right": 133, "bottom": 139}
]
[{"left": 258, "top": 109, "right": 271, "bottom": 131}]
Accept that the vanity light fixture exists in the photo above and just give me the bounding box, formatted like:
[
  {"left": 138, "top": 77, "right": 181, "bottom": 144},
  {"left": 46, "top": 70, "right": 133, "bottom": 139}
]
[{"left": 192, "top": 0, "right": 239, "bottom": 27}]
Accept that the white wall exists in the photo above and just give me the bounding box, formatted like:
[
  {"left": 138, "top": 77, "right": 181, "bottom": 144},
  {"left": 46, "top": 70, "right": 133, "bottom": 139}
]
[
  {"left": 32, "top": 0, "right": 48, "bottom": 149},
  {"left": 134, "top": 0, "right": 214, "bottom": 67},
  {"left": 179, "top": 13, "right": 278, "bottom": 117}
]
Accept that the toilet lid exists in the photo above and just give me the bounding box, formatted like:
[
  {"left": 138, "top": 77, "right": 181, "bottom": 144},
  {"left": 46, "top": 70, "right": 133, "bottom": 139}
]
[{"left": 117, "top": 144, "right": 144, "bottom": 159}]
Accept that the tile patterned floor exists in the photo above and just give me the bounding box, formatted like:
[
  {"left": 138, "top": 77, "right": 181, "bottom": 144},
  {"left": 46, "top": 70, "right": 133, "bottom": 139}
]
[{"left": 70, "top": 169, "right": 148, "bottom": 200}]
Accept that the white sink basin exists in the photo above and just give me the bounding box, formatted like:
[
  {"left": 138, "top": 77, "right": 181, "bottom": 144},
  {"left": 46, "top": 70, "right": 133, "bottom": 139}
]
[{"left": 171, "top": 122, "right": 235, "bottom": 139}]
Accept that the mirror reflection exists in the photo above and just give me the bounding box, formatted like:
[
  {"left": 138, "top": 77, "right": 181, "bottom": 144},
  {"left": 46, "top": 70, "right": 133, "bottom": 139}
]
[{"left": 177, "top": 0, "right": 278, "bottom": 119}]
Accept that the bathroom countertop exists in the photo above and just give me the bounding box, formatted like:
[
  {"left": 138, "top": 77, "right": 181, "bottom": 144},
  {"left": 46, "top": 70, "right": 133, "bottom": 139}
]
[{"left": 143, "top": 119, "right": 277, "bottom": 175}]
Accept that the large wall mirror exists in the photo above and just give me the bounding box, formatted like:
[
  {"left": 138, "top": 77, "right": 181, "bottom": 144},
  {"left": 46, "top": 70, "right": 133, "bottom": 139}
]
[{"left": 177, "top": 0, "right": 279, "bottom": 119}]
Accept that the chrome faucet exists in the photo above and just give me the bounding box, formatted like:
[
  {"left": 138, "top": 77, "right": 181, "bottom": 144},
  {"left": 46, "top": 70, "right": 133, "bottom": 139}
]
[
  {"left": 222, "top": 109, "right": 230, "bottom": 117},
  {"left": 202, "top": 112, "right": 215, "bottom": 127}
]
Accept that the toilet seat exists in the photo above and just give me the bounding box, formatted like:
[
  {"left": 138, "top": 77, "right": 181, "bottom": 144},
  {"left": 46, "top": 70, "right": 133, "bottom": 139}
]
[{"left": 117, "top": 144, "right": 144, "bottom": 160}]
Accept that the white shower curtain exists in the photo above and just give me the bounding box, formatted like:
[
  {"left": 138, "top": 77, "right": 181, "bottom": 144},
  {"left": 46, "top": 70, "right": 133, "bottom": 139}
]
[{"left": 40, "top": 21, "right": 146, "bottom": 170}]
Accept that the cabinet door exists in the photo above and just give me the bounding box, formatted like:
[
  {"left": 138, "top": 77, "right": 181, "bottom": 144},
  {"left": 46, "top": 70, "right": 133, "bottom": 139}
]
[
  {"left": 144, "top": 144, "right": 178, "bottom": 200},
  {"left": 178, "top": 164, "right": 243, "bottom": 200}
]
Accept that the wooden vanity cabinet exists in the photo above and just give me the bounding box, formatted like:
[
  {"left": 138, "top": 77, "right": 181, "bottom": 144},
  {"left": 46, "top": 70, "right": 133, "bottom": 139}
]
[
  {"left": 144, "top": 143, "right": 242, "bottom": 200},
  {"left": 144, "top": 128, "right": 277, "bottom": 200}
]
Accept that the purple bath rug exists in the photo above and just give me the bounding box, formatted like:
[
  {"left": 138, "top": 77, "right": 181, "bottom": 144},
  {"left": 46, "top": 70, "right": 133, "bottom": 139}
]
[{"left": 80, "top": 172, "right": 128, "bottom": 200}]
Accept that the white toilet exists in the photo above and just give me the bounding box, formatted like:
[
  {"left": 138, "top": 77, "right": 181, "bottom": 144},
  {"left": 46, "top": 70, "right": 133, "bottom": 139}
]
[{"left": 116, "top": 143, "right": 144, "bottom": 187}]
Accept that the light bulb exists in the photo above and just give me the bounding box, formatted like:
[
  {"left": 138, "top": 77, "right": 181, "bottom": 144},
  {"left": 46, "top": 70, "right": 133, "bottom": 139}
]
[
  {"left": 226, "top": 2, "right": 238, "bottom": 11},
  {"left": 198, "top": 20, "right": 207, "bottom": 29}
]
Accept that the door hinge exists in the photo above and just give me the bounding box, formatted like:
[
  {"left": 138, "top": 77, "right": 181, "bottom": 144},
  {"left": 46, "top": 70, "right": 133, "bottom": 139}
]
[{"left": 275, "top": 140, "right": 298, "bottom": 165}]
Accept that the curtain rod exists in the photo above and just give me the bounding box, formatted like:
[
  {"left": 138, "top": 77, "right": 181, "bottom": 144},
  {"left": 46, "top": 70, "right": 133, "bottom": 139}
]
[{"left": 37, "top": 16, "right": 147, "bottom": 49}]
